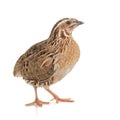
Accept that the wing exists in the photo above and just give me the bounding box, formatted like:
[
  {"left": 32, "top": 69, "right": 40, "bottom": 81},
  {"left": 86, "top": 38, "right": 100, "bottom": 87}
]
[{"left": 13, "top": 40, "right": 56, "bottom": 81}]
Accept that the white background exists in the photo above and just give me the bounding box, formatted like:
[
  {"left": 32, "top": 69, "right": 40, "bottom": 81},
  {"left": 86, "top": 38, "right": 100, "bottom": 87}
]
[{"left": 0, "top": 0, "right": 120, "bottom": 120}]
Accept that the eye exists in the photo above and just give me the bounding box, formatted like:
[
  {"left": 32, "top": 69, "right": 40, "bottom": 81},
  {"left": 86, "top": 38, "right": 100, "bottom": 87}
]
[{"left": 66, "top": 21, "right": 71, "bottom": 25}]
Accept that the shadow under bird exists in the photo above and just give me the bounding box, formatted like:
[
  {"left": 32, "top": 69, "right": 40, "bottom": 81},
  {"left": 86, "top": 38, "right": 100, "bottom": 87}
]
[{"left": 13, "top": 18, "right": 84, "bottom": 106}]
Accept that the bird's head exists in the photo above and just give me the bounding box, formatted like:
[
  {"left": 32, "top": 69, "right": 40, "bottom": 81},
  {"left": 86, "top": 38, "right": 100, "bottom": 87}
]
[{"left": 49, "top": 18, "right": 84, "bottom": 38}]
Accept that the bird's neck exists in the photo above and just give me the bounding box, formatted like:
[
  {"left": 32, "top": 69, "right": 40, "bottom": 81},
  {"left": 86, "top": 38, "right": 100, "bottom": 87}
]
[{"left": 49, "top": 28, "right": 72, "bottom": 40}]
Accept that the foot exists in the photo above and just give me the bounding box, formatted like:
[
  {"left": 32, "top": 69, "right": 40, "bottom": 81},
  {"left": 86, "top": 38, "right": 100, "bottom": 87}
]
[
  {"left": 46, "top": 88, "right": 74, "bottom": 103},
  {"left": 51, "top": 96, "right": 74, "bottom": 103},
  {"left": 25, "top": 98, "right": 49, "bottom": 106}
]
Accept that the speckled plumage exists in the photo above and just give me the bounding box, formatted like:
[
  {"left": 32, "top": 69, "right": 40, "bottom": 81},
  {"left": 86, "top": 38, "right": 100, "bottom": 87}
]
[{"left": 13, "top": 18, "right": 84, "bottom": 106}]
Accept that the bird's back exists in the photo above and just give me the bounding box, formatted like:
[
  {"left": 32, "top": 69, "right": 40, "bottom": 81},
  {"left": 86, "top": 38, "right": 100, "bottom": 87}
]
[{"left": 13, "top": 40, "right": 55, "bottom": 84}]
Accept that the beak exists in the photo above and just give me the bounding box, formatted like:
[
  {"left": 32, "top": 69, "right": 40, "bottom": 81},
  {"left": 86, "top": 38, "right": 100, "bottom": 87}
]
[{"left": 76, "top": 21, "right": 84, "bottom": 25}]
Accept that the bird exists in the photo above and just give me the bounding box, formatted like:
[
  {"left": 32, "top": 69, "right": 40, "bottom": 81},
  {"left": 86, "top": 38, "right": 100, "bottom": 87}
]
[{"left": 13, "top": 18, "right": 84, "bottom": 106}]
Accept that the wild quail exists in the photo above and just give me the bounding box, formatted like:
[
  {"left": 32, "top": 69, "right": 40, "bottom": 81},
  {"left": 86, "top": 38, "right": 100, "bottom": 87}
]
[{"left": 13, "top": 18, "right": 84, "bottom": 106}]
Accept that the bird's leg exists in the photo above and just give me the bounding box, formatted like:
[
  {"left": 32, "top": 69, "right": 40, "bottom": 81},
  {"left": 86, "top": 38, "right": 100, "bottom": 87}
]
[
  {"left": 46, "top": 88, "right": 74, "bottom": 103},
  {"left": 26, "top": 87, "right": 49, "bottom": 106}
]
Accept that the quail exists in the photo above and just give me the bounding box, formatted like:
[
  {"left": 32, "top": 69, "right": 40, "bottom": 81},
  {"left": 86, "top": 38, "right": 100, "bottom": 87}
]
[{"left": 13, "top": 18, "right": 84, "bottom": 106}]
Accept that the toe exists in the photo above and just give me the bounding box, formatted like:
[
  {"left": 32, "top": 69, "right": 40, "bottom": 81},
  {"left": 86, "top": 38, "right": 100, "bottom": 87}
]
[
  {"left": 52, "top": 97, "right": 74, "bottom": 103},
  {"left": 25, "top": 99, "right": 49, "bottom": 106}
]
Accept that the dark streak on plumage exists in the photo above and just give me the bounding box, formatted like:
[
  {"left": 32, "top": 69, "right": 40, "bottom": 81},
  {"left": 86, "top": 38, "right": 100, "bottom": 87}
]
[{"left": 61, "top": 31, "right": 66, "bottom": 39}]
